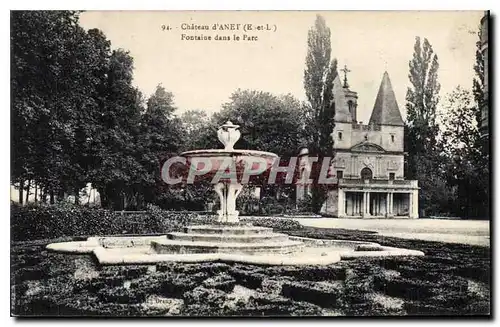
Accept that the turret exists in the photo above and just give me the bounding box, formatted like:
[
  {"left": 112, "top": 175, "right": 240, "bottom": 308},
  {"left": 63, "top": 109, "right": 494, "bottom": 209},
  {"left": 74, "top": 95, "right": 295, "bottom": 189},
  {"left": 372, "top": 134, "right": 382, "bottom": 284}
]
[{"left": 368, "top": 71, "right": 404, "bottom": 126}]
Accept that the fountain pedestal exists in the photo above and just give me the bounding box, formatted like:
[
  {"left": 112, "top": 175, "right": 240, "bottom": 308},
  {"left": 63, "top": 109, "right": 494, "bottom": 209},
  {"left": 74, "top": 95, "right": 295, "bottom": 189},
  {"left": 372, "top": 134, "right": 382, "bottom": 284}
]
[{"left": 214, "top": 182, "right": 243, "bottom": 223}]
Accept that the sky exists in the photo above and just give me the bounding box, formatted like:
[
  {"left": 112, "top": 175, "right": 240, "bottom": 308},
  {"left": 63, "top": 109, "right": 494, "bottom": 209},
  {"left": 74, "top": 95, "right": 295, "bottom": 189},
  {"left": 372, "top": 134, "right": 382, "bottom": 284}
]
[{"left": 79, "top": 11, "right": 483, "bottom": 123}]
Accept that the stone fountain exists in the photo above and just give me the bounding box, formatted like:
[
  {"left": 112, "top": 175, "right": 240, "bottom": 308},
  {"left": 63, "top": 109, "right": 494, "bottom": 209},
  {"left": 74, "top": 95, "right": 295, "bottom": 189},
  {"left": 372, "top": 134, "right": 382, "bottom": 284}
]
[
  {"left": 47, "top": 122, "right": 424, "bottom": 265},
  {"left": 180, "top": 121, "right": 278, "bottom": 223}
]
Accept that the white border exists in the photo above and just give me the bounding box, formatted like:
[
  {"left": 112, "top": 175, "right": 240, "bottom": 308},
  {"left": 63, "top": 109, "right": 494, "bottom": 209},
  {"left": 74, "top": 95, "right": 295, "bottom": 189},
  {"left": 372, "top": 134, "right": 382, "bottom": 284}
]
[{"left": 3, "top": 1, "right": 497, "bottom": 326}]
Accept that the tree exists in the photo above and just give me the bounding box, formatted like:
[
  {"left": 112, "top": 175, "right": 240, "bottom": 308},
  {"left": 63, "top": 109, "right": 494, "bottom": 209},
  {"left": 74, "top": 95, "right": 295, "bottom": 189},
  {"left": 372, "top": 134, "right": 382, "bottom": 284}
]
[
  {"left": 11, "top": 11, "right": 186, "bottom": 210},
  {"left": 71, "top": 28, "right": 113, "bottom": 203},
  {"left": 472, "top": 24, "right": 485, "bottom": 126},
  {"left": 303, "top": 14, "right": 338, "bottom": 212},
  {"left": 216, "top": 90, "right": 308, "bottom": 157},
  {"left": 406, "top": 37, "right": 441, "bottom": 157},
  {"left": 137, "top": 85, "right": 184, "bottom": 208},
  {"left": 11, "top": 11, "right": 110, "bottom": 204},
  {"left": 471, "top": 21, "right": 490, "bottom": 219},
  {"left": 180, "top": 109, "right": 210, "bottom": 152},
  {"left": 405, "top": 36, "right": 445, "bottom": 216},
  {"left": 90, "top": 49, "right": 144, "bottom": 210},
  {"left": 440, "top": 87, "right": 489, "bottom": 218},
  {"left": 440, "top": 87, "right": 479, "bottom": 153}
]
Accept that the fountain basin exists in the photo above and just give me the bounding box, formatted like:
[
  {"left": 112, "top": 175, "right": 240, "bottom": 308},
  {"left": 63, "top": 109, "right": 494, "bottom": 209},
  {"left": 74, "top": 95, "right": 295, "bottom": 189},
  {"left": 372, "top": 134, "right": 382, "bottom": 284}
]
[
  {"left": 181, "top": 149, "right": 279, "bottom": 161},
  {"left": 46, "top": 224, "right": 424, "bottom": 266},
  {"left": 178, "top": 149, "right": 279, "bottom": 224},
  {"left": 179, "top": 149, "right": 279, "bottom": 183}
]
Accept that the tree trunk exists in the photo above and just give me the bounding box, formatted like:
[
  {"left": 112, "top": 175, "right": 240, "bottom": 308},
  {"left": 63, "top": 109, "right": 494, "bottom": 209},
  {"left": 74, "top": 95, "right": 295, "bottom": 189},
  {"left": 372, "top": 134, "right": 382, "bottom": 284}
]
[
  {"left": 99, "top": 188, "right": 109, "bottom": 209},
  {"left": 57, "top": 189, "right": 64, "bottom": 202},
  {"left": 119, "top": 191, "right": 125, "bottom": 211},
  {"left": 18, "top": 179, "right": 24, "bottom": 205},
  {"left": 102, "top": 184, "right": 117, "bottom": 210},
  {"left": 34, "top": 184, "right": 38, "bottom": 203},
  {"left": 74, "top": 187, "right": 80, "bottom": 205},
  {"left": 42, "top": 187, "right": 47, "bottom": 204},
  {"left": 310, "top": 153, "right": 324, "bottom": 213},
  {"left": 25, "top": 179, "right": 31, "bottom": 204},
  {"left": 50, "top": 189, "right": 55, "bottom": 204}
]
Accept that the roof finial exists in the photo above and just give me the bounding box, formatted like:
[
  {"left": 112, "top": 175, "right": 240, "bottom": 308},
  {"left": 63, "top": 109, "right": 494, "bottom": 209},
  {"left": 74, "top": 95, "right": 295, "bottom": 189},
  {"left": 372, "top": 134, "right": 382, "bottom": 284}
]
[{"left": 341, "top": 64, "right": 351, "bottom": 89}]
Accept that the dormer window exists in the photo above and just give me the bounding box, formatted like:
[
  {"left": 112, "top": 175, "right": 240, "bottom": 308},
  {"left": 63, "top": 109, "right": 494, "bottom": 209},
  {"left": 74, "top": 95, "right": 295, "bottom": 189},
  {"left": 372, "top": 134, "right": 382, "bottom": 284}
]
[{"left": 338, "top": 132, "right": 343, "bottom": 140}]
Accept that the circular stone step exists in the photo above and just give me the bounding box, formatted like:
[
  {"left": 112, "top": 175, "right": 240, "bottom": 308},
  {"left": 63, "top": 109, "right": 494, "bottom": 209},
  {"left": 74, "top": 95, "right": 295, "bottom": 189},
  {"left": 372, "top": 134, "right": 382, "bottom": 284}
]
[
  {"left": 184, "top": 225, "right": 274, "bottom": 235},
  {"left": 167, "top": 232, "right": 289, "bottom": 243},
  {"left": 151, "top": 239, "right": 304, "bottom": 255}
]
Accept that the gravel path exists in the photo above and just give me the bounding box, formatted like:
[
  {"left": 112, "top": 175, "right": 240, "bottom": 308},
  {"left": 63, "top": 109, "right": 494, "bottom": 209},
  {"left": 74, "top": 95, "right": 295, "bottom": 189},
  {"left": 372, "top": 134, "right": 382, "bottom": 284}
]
[{"left": 293, "top": 218, "right": 490, "bottom": 247}]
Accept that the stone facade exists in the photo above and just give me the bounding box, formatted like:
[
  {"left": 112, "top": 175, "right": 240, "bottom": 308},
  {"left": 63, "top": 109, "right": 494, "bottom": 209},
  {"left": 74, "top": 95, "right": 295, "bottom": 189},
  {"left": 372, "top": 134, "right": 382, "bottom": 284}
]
[
  {"left": 297, "top": 71, "right": 419, "bottom": 219},
  {"left": 480, "top": 11, "right": 489, "bottom": 142}
]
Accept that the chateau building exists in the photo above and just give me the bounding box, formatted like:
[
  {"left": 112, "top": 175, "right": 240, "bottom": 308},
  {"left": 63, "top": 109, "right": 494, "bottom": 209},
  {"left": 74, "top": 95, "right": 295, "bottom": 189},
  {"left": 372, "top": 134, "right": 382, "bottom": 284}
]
[{"left": 297, "top": 71, "right": 419, "bottom": 218}]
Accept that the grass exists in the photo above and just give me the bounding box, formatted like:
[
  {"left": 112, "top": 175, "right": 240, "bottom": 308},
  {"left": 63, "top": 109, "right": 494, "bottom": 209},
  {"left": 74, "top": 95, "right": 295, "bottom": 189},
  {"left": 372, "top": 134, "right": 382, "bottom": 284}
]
[{"left": 11, "top": 226, "right": 490, "bottom": 317}]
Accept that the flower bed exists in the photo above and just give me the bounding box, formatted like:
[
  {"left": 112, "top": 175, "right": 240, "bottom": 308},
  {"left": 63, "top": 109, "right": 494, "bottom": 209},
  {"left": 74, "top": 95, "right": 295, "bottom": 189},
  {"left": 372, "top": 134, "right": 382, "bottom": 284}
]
[{"left": 11, "top": 225, "right": 490, "bottom": 317}]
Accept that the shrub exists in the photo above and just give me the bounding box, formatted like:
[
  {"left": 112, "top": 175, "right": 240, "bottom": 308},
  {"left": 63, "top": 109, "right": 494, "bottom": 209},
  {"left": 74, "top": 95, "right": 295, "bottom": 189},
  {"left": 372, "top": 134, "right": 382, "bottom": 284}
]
[
  {"left": 182, "top": 286, "right": 228, "bottom": 316},
  {"left": 373, "top": 275, "right": 436, "bottom": 300},
  {"left": 259, "top": 197, "right": 286, "bottom": 215},
  {"left": 129, "top": 275, "right": 164, "bottom": 295},
  {"left": 243, "top": 292, "right": 324, "bottom": 316},
  {"left": 160, "top": 273, "right": 207, "bottom": 298},
  {"left": 202, "top": 273, "right": 236, "bottom": 292},
  {"left": 240, "top": 217, "right": 303, "bottom": 231},
  {"left": 236, "top": 188, "right": 261, "bottom": 215},
  {"left": 280, "top": 280, "right": 344, "bottom": 308},
  {"left": 228, "top": 269, "right": 265, "bottom": 290},
  {"left": 101, "top": 266, "right": 149, "bottom": 279},
  {"left": 266, "top": 265, "right": 346, "bottom": 282},
  {"left": 183, "top": 286, "right": 227, "bottom": 306},
  {"left": 282, "top": 194, "right": 315, "bottom": 215},
  {"left": 156, "top": 262, "right": 225, "bottom": 276},
  {"left": 97, "top": 286, "right": 146, "bottom": 304},
  {"left": 14, "top": 268, "right": 47, "bottom": 283}
]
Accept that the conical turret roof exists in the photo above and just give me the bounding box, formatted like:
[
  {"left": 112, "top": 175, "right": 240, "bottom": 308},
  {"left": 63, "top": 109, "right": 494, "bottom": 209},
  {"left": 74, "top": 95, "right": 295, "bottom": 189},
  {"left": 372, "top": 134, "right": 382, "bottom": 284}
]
[{"left": 368, "top": 72, "right": 404, "bottom": 126}]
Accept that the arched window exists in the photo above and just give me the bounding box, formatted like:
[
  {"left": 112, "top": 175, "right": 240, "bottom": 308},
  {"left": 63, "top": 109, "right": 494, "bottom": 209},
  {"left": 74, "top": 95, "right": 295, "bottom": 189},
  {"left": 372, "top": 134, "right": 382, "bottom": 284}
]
[
  {"left": 338, "top": 132, "right": 343, "bottom": 140},
  {"left": 391, "top": 135, "right": 395, "bottom": 143},
  {"left": 361, "top": 167, "right": 373, "bottom": 180}
]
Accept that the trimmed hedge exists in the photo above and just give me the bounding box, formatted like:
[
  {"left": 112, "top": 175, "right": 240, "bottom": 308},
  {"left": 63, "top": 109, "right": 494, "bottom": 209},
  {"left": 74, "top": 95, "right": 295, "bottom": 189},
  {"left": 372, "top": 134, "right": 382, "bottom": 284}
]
[
  {"left": 240, "top": 217, "right": 304, "bottom": 231},
  {"left": 11, "top": 234, "right": 491, "bottom": 317},
  {"left": 11, "top": 202, "right": 305, "bottom": 242},
  {"left": 11, "top": 203, "right": 215, "bottom": 242}
]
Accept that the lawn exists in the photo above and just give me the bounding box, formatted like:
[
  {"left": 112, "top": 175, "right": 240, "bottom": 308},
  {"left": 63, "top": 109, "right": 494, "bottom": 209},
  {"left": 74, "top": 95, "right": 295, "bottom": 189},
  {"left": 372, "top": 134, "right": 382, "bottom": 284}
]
[{"left": 11, "top": 225, "right": 490, "bottom": 317}]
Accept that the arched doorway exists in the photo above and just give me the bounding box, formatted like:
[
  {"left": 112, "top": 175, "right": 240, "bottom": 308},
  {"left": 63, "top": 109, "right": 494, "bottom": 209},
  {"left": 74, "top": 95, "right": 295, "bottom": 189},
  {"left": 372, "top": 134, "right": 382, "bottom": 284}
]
[{"left": 361, "top": 167, "right": 373, "bottom": 180}]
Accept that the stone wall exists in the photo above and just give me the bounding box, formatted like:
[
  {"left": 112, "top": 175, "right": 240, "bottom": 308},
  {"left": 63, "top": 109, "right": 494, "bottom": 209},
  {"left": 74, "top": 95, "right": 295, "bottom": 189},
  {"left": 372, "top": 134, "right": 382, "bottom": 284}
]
[
  {"left": 332, "top": 122, "right": 404, "bottom": 153},
  {"left": 332, "top": 152, "right": 404, "bottom": 180}
]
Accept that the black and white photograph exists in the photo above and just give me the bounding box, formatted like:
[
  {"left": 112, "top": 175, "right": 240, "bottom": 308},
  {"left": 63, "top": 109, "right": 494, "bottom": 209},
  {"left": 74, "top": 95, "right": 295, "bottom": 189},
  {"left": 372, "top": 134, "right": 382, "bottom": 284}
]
[{"left": 10, "top": 10, "right": 491, "bottom": 317}]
